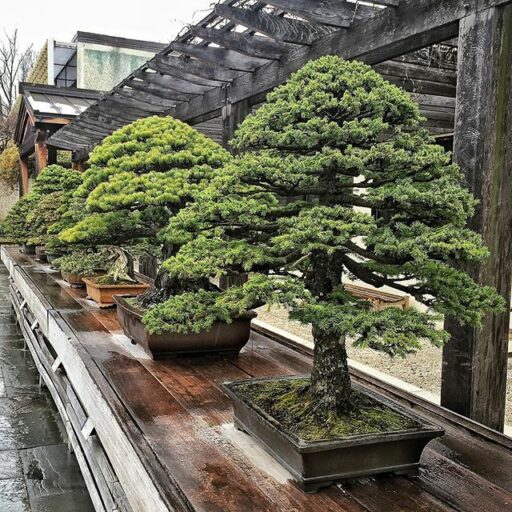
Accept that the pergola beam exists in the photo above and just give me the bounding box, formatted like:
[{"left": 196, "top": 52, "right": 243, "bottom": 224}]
[
  {"left": 175, "top": 0, "right": 481, "bottom": 122},
  {"left": 170, "top": 42, "right": 272, "bottom": 72},
  {"left": 214, "top": 4, "right": 333, "bottom": 45},
  {"left": 127, "top": 79, "right": 196, "bottom": 103},
  {"left": 190, "top": 27, "right": 289, "bottom": 60},
  {"left": 134, "top": 69, "right": 206, "bottom": 95}
]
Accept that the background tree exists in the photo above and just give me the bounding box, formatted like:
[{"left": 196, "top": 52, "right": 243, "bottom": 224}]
[
  {"left": 154, "top": 56, "right": 503, "bottom": 421},
  {"left": 0, "top": 30, "right": 34, "bottom": 151},
  {"left": 0, "top": 140, "right": 20, "bottom": 189},
  {"left": 59, "top": 116, "right": 231, "bottom": 294}
]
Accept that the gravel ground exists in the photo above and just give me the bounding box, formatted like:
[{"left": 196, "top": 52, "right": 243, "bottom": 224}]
[{"left": 255, "top": 305, "right": 512, "bottom": 428}]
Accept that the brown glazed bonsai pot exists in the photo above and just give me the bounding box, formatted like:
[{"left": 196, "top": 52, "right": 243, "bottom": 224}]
[
  {"left": 83, "top": 278, "right": 150, "bottom": 308},
  {"left": 35, "top": 246, "right": 47, "bottom": 262},
  {"left": 114, "top": 294, "right": 256, "bottom": 359},
  {"left": 61, "top": 271, "right": 86, "bottom": 288},
  {"left": 22, "top": 244, "right": 36, "bottom": 255},
  {"left": 223, "top": 377, "right": 444, "bottom": 493}
]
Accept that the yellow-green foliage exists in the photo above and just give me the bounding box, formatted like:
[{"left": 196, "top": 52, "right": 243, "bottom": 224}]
[
  {"left": 0, "top": 141, "right": 20, "bottom": 189},
  {"left": 61, "top": 116, "right": 231, "bottom": 247}
]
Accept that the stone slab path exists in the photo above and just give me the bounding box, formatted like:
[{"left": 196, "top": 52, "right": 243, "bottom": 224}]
[{"left": 0, "top": 263, "right": 94, "bottom": 512}]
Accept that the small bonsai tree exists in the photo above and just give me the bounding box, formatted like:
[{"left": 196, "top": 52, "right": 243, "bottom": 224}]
[
  {"left": 4, "top": 164, "right": 81, "bottom": 248},
  {"left": 154, "top": 56, "right": 503, "bottom": 426},
  {"left": 3, "top": 192, "right": 39, "bottom": 244},
  {"left": 59, "top": 116, "right": 231, "bottom": 293}
]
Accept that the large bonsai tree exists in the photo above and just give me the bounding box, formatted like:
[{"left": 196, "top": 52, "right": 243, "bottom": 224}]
[
  {"left": 59, "top": 116, "right": 231, "bottom": 294},
  {"left": 154, "top": 56, "right": 503, "bottom": 419}
]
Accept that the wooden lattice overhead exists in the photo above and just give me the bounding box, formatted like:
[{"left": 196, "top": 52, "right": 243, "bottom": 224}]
[{"left": 50, "top": 0, "right": 497, "bottom": 152}]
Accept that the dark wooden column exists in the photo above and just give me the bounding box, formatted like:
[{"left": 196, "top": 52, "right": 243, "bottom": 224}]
[
  {"left": 34, "top": 129, "right": 49, "bottom": 174},
  {"left": 441, "top": 5, "right": 512, "bottom": 432},
  {"left": 18, "top": 157, "right": 30, "bottom": 196},
  {"left": 221, "top": 94, "right": 251, "bottom": 151},
  {"left": 220, "top": 92, "right": 252, "bottom": 289}
]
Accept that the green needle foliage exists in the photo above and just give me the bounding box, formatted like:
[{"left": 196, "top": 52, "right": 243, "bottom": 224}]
[
  {"left": 155, "top": 56, "right": 504, "bottom": 417},
  {"left": 58, "top": 116, "right": 231, "bottom": 288},
  {"left": 4, "top": 165, "right": 81, "bottom": 246}
]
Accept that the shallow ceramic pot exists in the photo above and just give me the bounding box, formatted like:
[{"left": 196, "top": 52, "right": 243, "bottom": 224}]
[
  {"left": 223, "top": 376, "right": 444, "bottom": 492},
  {"left": 83, "top": 278, "right": 150, "bottom": 308},
  {"left": 114, "top": 294, "right": 256, "bottom": 359},
  {"left": 61, "top": 271, "right": 85, "bottom": 288},
  {"left": 35, "top": 246, "right": 47, "bottom": 263},
  {"left": 22, "top": 244, "right": 36, "bottom": 255}
]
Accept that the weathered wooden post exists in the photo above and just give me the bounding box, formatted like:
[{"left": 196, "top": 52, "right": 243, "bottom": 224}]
[
  {"left": 441, "top": 5, "right": 512, "bottom": 432},
  {"left": 18, "top": 156, "right": 30, "bottom": 196}
]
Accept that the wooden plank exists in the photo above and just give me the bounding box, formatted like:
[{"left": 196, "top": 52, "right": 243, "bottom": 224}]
[
  {"left": 263, "top": 0, "right": 357, "bottom": 28},
  {"left": 441, "top": 5, "right": 512, "bottom": 432},
  {"left": 116, "top": 88, "right": 176, "bottom": 108},
  {"left": 170, "top": 42, "right": 271, "bottom": 72},
  {"left": 127, "top": 79, "right": 197, "bottom": 103},
  {"left": 133, "top": 70, "right": 203, "bottom": 96},
  {"left": 190, "top": 27, "right": 289, "bottom": 59},
  {"left": 143, "top": 63, "right": 216, "bottom": 93},
  {"left": 153, "top": 54, "right": 241, "bottom": 83},
  {"left": 106, "top": 94, "right": 169, "bottom": 114},
  {"left": 215, "top": 4, "right": 333, "bottom": 45}
]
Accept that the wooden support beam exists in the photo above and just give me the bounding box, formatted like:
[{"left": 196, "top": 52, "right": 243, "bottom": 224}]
[
  {"left": 19, "top": 157, "right": 30, "bottom": 196},
  {"left": 142, "top": 64, "right": 215, "bottom": 94},
  {"left": 134, "top": 70, "right": 204, "bottom": 96},
  {"left": 214, "top": 4, "right": 333, "bottom": 45},
  {"left": 103, "top": 95, "right": 164, "bottom": 114},
  {"left": 221, "top": 98, "right": 251, "bottom": 150},
  {"left": 170, "top": 42, "right": 271, "bottom": 72},
  {"left": 190, "top": 27, "right": 289, "bottom": 60},
  {"left": 127, "top": 79, "right": 193, "bottom": 103},
  {"left": 175, "top": 0, "right": 480, "bottom": 123},
  {"left": 116, "top": 88, "right": 177, "bottom": 109},
  {"left": 153, "top": 55, "right": 241, "bottom": 83},
  {"left": 34, "top": 129, "right": 48, "bottom": 174},
  {"left": 441, "top": 4, "right": 512, "bottom": 432},
  {"left": 263, "top": 0, "right": 356, "bottom": 28}
]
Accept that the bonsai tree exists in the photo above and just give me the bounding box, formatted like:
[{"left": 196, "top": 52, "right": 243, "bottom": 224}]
[
  {"left": 153, "top": 56, "right": 503, "bottom": 428},
  {"left": 59, "top": 116, "right": 231, "bottom": 293},
  {"left": 3, "top": 192, "right": 39, "bottom": 244}
]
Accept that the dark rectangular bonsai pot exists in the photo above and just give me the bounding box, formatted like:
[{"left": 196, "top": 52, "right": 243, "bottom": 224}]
[
  {"left": 22, "top": 244, "right": 36, "bottom": 255},
  {"left": 35, "top": 246, "right": 47, "bottom": 262},
  {"left": 223, "top": 376, "right": 444, "bottom": 492},
  {"left": 114, "top": 294, "right": 256, "bottom": 359}
]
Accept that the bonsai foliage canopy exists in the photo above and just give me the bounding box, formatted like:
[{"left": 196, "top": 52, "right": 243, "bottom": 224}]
[
  {"left": 3, "top": 164, "right": 81, "bottom": 245},
  {"left": 59, "top": 116, "right": 231, "bottom": 249},
  {"left": 157, "top": 56, "right": 503, "bottom": 416}
]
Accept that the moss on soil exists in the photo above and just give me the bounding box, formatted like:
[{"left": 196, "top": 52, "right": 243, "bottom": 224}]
[
  {"left": 91, "top": 275, "right": 139, "bottom": 286},
  {"left": 236, "top": 378, "right": 418, "bottom": 441}
]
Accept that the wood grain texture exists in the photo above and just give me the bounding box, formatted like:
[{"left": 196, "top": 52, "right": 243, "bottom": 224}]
[{"left": 442, "top": 4, "right": 512, "bottom": 432}]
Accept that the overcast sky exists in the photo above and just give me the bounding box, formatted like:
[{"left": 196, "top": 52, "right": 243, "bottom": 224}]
[{"left": 0, "top": 0, "right": 213, "bottom": 52}]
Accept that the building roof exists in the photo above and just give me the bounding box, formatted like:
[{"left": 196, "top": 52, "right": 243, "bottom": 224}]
[
  {"left": 72, "top": 31, "right": 167, "bottom": 53},
  {"left": 19, "top": 83, "right": 102, "bottom": 119}
]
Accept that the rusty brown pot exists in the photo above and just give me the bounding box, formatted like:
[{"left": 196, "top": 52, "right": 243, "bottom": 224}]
[
  {"left": 114, "top": 294, "right": 256, "bottom": 359},
  {"left": 223, "top": 377, "right": 444, "bottom": 493},
  {"left": 61, "top": 271, "right": 85, "bottom": 288},
  {"left": 35, "top": 246, "right": 47, "bottom": 263},
  {"left": 83, "top": 278, "right": 150, "bottom": 308}
]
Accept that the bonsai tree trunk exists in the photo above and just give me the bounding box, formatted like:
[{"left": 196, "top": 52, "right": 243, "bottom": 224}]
[
  {"left": 306, "top": 250, "right": 352, "bottom": 415},
  {"left": 310, "top": 326, "right": 352, "bottom": 415}
]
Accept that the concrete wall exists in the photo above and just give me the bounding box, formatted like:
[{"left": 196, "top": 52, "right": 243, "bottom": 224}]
[
  {"left": 0, "top": 184, "right": 19, "bottom": 220},
  {"left": 76, "top": 43, "right": 154, "bottom": 91}
]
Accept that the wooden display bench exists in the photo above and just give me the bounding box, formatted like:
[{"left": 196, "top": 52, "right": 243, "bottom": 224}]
[{"left": 2, "top": 245, "right": 512, "bottom": 512}]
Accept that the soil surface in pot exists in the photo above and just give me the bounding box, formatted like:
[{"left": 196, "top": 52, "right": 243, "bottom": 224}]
[{"left": 236, "top": 378, "right": 417, "bottom": 441}]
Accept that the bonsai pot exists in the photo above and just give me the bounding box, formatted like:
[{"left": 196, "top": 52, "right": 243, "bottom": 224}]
[
  {"left": 35, "top": 246, "right": 47, "bottom": 262},
  {"left": 61, "top": 271, "right": 86, "bottom": 288},
  {"left": 83, "top": 278, "right": 150, "bottom": 308},
  {"left": 223, "top": 377, "right": 444, "bottom": 493},
  {"left": 22, "top": 243, "right": 36, "bottom": 255},
  {"left": 114, "top": 294, "right": 256, "bottom": 359},
  {"left": 46, "top": 252, "right": 62, "bottom": 265}
]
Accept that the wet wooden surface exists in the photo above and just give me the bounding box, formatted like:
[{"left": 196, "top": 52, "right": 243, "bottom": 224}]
[{"left": 4, "top": 247, "right": 512, "bottom": 512}]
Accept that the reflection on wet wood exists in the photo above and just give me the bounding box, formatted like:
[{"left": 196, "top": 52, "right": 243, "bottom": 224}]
[{"left": 2, "top": 245, "right": 512, "bottom": 512}]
